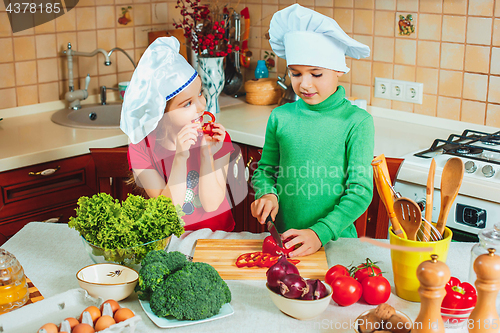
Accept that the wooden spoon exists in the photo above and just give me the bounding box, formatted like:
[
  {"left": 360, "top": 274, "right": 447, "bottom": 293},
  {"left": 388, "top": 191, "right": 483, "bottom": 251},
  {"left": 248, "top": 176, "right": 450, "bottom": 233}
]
[
  {"left": 422, "top": 158, "right": 436, "bottom": 242},
  {"left": 436, "top": 157, "right": 464, "bottom": 237},
  {"left": 393, "top": 197, "right": 422, "bottom": 241},
  {"left": 371, "top": 156, "right": 405, "bottom": 238}
]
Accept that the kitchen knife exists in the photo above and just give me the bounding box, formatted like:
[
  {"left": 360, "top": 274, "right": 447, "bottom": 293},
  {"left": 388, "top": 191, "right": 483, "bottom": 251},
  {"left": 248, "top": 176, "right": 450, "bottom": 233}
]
[{"left": 266, "top": 214, "right": 283, "bottom": 248}]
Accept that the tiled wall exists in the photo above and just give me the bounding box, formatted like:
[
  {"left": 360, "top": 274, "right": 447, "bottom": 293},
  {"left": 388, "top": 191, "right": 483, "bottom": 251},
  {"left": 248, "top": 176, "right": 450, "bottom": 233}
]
[
  {"left": 253, "top": 0, "right": 500, "bottom": 127},
  {"left": 0, "top": 0, "right": 176, "bottom": 109},
  {"left": 1, "top": 0, "right": 500, "bottom": 128}
]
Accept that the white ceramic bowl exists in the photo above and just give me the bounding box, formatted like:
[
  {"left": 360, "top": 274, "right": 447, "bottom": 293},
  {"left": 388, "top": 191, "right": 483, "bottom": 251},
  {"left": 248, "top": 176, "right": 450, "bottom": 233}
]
[
  {"left": 76, "top": 263, "right": 139, "bottom": 301},
  {"left": 266, "top": 282, "right": 332, "bottom": 320}
]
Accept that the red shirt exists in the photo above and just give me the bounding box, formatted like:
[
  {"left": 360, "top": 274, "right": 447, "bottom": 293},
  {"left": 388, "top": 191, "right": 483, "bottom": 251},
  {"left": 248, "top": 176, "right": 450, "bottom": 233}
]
[{"left": 127, "top": 131, "right": 235, "bottom": 232}]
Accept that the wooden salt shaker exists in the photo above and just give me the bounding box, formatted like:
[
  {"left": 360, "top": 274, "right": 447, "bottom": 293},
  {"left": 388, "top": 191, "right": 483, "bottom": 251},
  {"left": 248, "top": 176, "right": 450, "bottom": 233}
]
[
  {"left": 468, "top": 248, "right": 500, "bottom": 333},
  {"left": 413, "top": 254, "right": 451, "bottom": 333}
]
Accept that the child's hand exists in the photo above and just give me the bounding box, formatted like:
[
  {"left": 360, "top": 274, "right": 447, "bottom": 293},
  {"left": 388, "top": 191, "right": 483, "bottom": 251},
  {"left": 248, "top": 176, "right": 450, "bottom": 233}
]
[
  {"left": 200, "top": 122, "right": 226, "bottom": 155},
  {"left": 176, "top": 123, "right": 200, "bottom": 158},
  {"left": 281, "top": 229, "right": 322, "bottom": 257},
  {"left": 251, "top": 194, "right": 279, "bottom": 224}
]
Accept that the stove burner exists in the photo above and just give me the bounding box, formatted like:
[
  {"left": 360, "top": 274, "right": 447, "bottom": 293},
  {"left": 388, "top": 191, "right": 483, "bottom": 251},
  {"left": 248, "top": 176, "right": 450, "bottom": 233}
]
[
  {"left": 481, "top": 137, "right": 500, "bottom": 146},
  {"left": 445, "top": 146, "right": 483, "bottom": 156},
  {"left": 414, "top": 130, "right": 500, "bottom": 165}
]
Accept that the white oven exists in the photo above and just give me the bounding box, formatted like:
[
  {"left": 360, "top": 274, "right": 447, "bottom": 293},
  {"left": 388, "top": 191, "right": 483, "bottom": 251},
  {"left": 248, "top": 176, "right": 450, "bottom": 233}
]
[{"left": 394, "top": 130, "right": 500, "bottom": 242}]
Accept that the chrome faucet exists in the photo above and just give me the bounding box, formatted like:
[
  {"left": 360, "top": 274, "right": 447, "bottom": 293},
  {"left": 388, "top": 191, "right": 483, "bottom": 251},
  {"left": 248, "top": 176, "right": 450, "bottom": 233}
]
[
  {"left": 100, "top": 48, "right": 136, "bottom": 105},
  {"left": 107, "top": 47, "right": 136, "bottom": 69},
  {"left": 63, "top": 42, "right": 111, "bottom": 110}
]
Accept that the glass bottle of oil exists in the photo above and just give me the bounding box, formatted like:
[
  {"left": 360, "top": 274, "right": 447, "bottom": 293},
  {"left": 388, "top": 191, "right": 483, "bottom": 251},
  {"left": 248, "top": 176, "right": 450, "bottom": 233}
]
[{"left": 0, "top": 248, "right": 29, "bottom": 314}]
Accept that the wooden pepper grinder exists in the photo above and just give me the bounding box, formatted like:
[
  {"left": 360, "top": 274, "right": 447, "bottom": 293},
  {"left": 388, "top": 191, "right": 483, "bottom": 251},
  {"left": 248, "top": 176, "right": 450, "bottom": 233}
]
[
  {"left": 468, "top": 248, "right": 500, "bottom": 333},
  {"left": 413, "top": 254, "right": 451, "bottom": 333}
]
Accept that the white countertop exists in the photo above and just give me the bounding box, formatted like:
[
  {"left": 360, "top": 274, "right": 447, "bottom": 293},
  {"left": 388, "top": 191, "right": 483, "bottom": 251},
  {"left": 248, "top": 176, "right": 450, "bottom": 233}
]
[
  {"left": 0, "top": 95, "right": 498, "bottom": 172},
  {"left": 0, "top": 222, "right": 480, "bottom": 333}
]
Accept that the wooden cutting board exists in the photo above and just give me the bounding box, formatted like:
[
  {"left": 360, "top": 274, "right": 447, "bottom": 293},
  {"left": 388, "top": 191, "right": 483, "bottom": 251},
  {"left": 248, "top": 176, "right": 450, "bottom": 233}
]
[{"left": 192, "top": 239, "right": 328, "bottom": 280}]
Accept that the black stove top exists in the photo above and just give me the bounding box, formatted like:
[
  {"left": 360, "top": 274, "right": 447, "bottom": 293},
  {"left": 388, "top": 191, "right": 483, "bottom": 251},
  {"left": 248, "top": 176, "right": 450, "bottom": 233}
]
[{"left": 414, "top": 130, "right": 500, "bottom": 165}]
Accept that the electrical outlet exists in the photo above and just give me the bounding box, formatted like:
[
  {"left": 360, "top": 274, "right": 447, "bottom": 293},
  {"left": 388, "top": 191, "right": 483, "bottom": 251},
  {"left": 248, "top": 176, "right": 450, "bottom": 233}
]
[
  {"left": 373, "top": 77, "right": 424, "bottom": 104},
  {"left": 405, "top": 82, "right": 424, "bottom": 104},
  {"left": 374, "top": 78, "right": 391, "bottom": 98}
]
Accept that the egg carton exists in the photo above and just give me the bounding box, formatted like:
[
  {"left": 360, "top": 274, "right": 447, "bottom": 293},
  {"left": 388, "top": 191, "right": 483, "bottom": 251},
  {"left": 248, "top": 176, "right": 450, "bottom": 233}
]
[{"left": 0, "top": 288, "right": 141, "bottom": 333}]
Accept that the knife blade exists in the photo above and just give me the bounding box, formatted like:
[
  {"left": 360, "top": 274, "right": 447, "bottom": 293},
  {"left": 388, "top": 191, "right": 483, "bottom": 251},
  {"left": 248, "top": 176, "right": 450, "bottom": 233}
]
[{"left": 265, "top": 214, "right": 283, "bottom": 248}]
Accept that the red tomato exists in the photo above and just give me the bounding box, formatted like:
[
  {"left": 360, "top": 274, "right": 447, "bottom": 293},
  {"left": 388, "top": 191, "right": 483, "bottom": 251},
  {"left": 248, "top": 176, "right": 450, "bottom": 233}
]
[
  {"left": 361, "top": 275, "right": 391, "bottom": 305},
  {"left": 262, "top": 235, "right": 293, "bottom": 257},
  {"left": 331, "top": 276, "right": 362, "bottom": 307},
  {"left": 353, "top": 259, "right": 382, "bottom": 283},
  {"left": 325, "top": 264, "right": 349, "bottom": 286}
]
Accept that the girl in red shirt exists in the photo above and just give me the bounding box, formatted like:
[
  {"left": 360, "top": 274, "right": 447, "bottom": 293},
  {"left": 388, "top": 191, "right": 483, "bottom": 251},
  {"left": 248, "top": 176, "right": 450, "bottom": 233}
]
[{"left": 121, "top": 37, "right": 235, "bottom": 232}]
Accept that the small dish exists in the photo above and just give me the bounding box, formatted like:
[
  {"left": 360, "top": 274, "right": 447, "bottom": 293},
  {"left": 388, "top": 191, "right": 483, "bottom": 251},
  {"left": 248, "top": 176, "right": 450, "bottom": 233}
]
[
  {"left": 76, "top": 263, "right": 139, "bottom": 301},
  {"left": 354, "top": 309, "right": 412, "bottom": 333},
  {"left": 441, "top": 306, "right": 474, "bottom": 327},
  {"left": 266, "top": 282, "right": 332, "bottom": 320},
  {"left": 138, "top": 299, "right": 234, "bottom": 328}
]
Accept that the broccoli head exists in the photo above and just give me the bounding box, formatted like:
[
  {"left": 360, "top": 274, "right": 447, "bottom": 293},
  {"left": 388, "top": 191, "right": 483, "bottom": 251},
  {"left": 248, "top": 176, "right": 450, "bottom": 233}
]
[
  {"left": 141, "top": 250, "right": 188, "bottom": 272},
  {"left": 136, "top": 250, "right": 189, "bottom": 299},
  {"left": 149, "top": 261, "right": 231, "bottom": 321}
]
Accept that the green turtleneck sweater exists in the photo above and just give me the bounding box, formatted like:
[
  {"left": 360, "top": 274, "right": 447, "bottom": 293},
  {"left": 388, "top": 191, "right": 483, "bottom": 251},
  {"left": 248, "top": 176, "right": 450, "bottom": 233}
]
[{"left": 252, "top": 86, "right": 374, "bottom": 245}]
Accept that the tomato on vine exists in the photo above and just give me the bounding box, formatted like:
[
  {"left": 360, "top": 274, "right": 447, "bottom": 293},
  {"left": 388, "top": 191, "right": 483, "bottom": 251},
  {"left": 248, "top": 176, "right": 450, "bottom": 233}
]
[{"left": 351, "top": 258, "right": 382, "bottom": 283}]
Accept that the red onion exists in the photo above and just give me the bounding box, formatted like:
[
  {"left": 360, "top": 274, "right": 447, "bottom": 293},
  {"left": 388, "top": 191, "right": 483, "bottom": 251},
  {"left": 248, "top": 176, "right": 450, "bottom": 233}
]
[
  {"left": 301, "top": 279, "right": 316, "bottom": 300},
  {"left": 266, "top": 256, "right": 300, "bottom": 288},
  {"left": 313, "top": 280, "right": 328, "bottom": 299},
  {"left": 301, "top": 279, "right": 329, "bottom": 300},
  {"left": 278, "top": 274, "right": 309, "bottom": 299}
]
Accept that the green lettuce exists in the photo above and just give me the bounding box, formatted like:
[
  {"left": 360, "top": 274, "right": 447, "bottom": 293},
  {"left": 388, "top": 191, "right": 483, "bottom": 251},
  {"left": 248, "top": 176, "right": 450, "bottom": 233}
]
[{"left": 69, "top": 193, "right": 185, "bottom": 265}]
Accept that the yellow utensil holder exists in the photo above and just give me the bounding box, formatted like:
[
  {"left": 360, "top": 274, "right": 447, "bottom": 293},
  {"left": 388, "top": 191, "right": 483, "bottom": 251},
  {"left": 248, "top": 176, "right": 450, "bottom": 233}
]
[{"left": 389, "top": 226, "right": 452, "bottom": 302}]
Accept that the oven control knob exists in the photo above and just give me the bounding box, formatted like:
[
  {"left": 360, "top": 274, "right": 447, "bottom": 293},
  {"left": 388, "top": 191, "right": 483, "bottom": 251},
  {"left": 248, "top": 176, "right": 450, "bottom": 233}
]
[
  {"left": 465, "top": 161, "right": 477, "bottom": 173},
  {"left": 481, "top": 165, "right": 495, "bottom": 178}
]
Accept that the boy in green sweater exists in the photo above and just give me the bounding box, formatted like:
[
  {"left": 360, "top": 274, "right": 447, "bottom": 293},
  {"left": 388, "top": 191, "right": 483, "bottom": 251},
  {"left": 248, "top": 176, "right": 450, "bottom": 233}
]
[{"left": 251, "top": 4, "right": 375, "bottom": 257}]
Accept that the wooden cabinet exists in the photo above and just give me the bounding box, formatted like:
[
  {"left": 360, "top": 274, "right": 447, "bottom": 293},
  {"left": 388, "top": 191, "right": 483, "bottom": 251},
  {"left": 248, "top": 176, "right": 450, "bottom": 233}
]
[
  {"left": 0, "top": 154, "right": 97, "bottom": 239},
  {"left": 228, "top": 143, "right": 265, "bottom": 233}
]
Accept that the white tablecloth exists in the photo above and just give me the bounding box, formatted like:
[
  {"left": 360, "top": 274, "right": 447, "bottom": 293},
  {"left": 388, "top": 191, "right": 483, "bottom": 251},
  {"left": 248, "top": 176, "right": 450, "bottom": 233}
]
[{"left": 0, "top": 223, "right": 481, "bottom": 332}]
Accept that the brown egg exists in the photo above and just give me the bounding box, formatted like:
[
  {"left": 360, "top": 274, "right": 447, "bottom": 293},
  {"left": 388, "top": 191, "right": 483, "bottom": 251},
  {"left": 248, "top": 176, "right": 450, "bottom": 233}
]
[
  {"left": 100, "top": 299, "right": 120, "bottom": 314},
  {"left": 38, "top": 323, "right": 58, "bottom": 333},
  {"left": 72, "top": 323, "right": 95, "bottom": 333},
  {"left": 81, "top": 305, "right": 101, "bottom": 323},
  {"left": 94, "top": 315, "right": 116, "bottom": 332},
  {"left": 63, "top": 317, "right": 79, "bottom": 329},
  {"left": 113, "top": 307, "right": 135, "bottom": 323}
]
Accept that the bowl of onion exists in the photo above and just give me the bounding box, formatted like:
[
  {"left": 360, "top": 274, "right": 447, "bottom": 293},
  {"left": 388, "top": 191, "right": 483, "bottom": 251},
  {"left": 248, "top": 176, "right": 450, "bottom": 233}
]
[{"left": 266, "top": 256, "right": 332, "bottom": 320}]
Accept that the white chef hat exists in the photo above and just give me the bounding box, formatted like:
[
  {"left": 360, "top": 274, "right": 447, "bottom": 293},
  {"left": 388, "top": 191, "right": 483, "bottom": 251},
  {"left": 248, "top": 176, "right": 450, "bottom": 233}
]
[
  {"left": 120, "top": 36, "right": 197, "bottom": 144},
  {"left": 269, "top": 4, "right": 370, "bottom": 73}
]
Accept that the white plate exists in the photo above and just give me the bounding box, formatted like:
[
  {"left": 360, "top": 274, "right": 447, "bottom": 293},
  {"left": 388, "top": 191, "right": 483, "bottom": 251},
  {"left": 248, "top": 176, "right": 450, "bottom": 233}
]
[{"left": 139, "top": 299, "right": 234, "bottom": 328}]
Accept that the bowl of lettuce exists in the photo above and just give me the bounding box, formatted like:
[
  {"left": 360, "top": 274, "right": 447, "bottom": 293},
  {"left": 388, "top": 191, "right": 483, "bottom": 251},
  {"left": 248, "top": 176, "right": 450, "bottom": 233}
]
[{"left": 69, "top": 193, "right": 185, "bottom": 270}]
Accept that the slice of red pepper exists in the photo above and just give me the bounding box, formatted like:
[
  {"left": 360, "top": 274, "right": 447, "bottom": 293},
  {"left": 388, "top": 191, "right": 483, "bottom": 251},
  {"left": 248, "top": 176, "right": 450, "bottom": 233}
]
[
  {"left": 235, "top": 252, "right": 300, "bottom": 268},
  {"left": 199, "top": 111, "right": 215, "bottom": 136},
  {"left": 442, "top": 276, "right": 477, "bottom": 309}
]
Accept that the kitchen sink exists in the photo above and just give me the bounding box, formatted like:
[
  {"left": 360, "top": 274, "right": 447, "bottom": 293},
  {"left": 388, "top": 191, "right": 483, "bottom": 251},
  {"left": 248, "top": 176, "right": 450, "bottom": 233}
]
[{"left": 51, "top": 103, "right": 122, "bottom": 129}]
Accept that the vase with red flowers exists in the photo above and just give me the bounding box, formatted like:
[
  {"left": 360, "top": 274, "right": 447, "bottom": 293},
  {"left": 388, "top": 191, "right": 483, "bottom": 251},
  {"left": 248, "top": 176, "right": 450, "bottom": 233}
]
[{"left": 174, "top": 0, "right": 240, "bottom": 114}]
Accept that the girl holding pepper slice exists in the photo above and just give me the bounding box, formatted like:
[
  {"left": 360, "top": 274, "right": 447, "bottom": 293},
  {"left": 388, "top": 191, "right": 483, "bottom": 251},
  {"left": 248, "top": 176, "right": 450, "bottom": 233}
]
[{"left": 122, "top": 37, "right": 236, "bottom": 232}]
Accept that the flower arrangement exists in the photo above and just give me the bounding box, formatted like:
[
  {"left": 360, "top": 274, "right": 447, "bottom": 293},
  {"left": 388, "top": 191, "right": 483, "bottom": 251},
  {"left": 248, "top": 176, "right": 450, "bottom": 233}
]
[{"left": 173, "top": 0, "right": 240, "bottom": 57}]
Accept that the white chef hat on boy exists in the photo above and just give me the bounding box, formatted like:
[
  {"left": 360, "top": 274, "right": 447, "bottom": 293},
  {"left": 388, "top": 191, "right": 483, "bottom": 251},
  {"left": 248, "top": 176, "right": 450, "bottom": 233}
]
[
  {"left": 269, "top": 4, "right": 370, "bottom": 73},
  {"left": 120, "top": 37, "right": 197, "bottom": 144}
]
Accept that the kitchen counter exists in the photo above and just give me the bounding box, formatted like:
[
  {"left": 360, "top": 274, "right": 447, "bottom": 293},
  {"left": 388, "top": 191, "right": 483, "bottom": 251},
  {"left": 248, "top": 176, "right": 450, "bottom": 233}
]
[
  {"left": 0, "top": 222, "right": 486, "bottom": 333},
  {"left": 0, "top": 94, "right": 499, "bottom": 172}
]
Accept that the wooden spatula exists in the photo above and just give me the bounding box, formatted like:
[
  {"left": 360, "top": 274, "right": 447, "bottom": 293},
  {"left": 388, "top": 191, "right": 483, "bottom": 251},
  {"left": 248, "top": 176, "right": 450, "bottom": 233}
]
[
  {"left": 372, "top": 155, "right": 405, "bottom": 238},
  {"left": 436, "top": 157, "right": 464, "bottom": 237},
  {"left": 394, "top": 197, "right": 422, "bottom": 241},
  {"left": 422, "top": 158, "right": 436, "bottom": 242}
]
